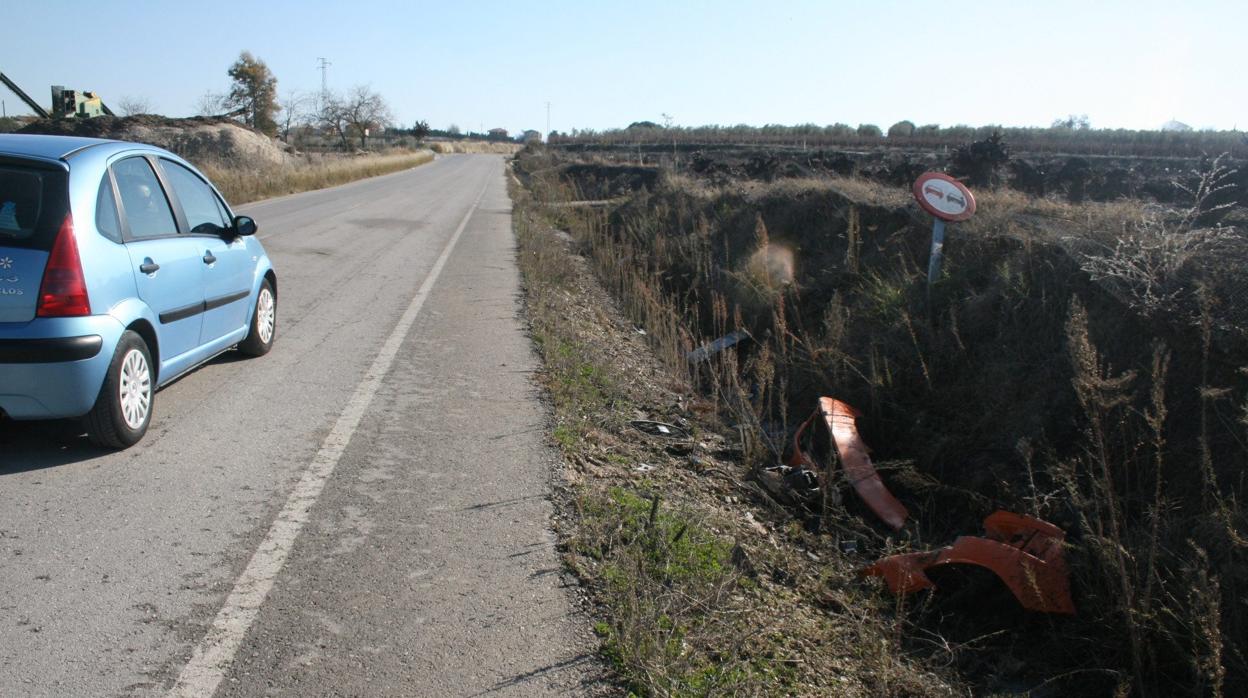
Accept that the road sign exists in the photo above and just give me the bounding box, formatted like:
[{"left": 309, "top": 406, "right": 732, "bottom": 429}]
[
  {"left": 912, "top": 172, "right": 976, "bottom": 291},
  {"left": 913, "top": 172, "right": 976, "bottom": 222}
]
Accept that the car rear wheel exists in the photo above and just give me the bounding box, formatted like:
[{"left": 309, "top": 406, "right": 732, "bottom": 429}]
[
  {"left": 238, "top": 279, "right": 275, "bottom": 357},
  {"left": 84, "top": 330, "right": 153, "bottom": 449}
]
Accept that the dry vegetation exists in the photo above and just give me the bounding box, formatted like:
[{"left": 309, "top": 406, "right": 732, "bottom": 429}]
[
  {"left": 514, "top": 147, "right": 1248, "bottom": 696},
  {"left": 428, "top": 140, "right": 522, "bottom": 155},
  {"left": 198, "top": 149, "right": 434, "bottom": 204},
  {"left": 513, "top": 175, "right": 955, "bottom": 695}
]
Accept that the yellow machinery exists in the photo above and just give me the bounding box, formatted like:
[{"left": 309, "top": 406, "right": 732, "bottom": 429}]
[{"left": 0, "top": 70, "right": 114, "bottom": 119}]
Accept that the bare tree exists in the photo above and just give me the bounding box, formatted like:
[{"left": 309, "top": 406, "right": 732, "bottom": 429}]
[
  {"left": 339, "top": 85, "right": 393, "bottom": 149},
  {"left": 115, "top": 95, "right": 153, "bottom": 116},
  {"left": 194, "top": 91, "right": 228, "bottom": 117},
  {"left": 317, "top": 94, "right": 350, "bottom": 149},
  {"left": 277, "top": 90, "right": 312, "bottom": 143}
]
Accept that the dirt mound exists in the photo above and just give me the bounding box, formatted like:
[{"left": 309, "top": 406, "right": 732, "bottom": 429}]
[
  {"left": 560, "top": 163, "right": 661, "bottom": 199},
  {"left": 18, "top": 115, "right": 292, "bottom": 169}
]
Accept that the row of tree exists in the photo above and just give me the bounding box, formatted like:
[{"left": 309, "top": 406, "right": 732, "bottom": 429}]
[{"left": 550, "top": 119, "right": 1247, "bottom": 158}]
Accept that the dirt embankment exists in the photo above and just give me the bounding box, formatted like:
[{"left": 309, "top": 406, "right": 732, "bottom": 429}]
[
  {"left": 18, "top": 115, "right": 293, "bottom": 169},
  {"left": 557, "top": 141, "right": 1248, "bottom": 208},
  {"left": 17, "top": 116, "right": 443, "bottom": 205},
  {"left": 520, "top": 148, "right": 1248, "bottom": 697}
]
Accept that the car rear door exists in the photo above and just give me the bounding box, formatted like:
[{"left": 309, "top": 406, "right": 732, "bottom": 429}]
[
  {"left": 0, "top": 160, "right": 68, "bottom": 323},
  {"left": 111, "top": 155, "right": 205, "bottom": 364},
  {"left": 156, "top": 158, "right": 254, "bottom": 345}
]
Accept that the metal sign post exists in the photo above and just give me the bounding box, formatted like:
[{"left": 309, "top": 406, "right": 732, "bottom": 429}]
[
  {"left": 927, "top": 218, "right": 946, "bottom": 287},
  {"left": 912, "top": 172, "right": 976, "bottom": 290}
]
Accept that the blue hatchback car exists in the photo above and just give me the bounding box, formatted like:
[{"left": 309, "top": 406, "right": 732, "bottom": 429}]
[{"left": 0, "top": 134, "right": 276, "bottom": 448}]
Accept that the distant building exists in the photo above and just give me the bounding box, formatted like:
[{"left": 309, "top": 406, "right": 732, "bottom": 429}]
[
  {"left": 520, "top": 129, "right": 541, "bottom": 143},
  {"left": 1161, "top": 120, "right": 1192, "bottom": 132},
  {"left": 487, "top": 128, "right": 509, "bottom": 140}
]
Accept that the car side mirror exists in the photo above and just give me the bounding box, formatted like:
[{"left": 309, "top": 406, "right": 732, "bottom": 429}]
[{"left": 232, "top": 215, "right": 257, "bottom": 237}]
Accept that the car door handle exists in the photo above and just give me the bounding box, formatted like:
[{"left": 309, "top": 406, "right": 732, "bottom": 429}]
[
  {"left": 139, "top": 260, "right": 160, "bottom": 274},
  {"left": 203, "top": 252, "right": 217, "bottom": 265}
]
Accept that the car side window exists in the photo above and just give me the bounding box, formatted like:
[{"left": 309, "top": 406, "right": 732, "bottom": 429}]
[
  {"left": 95, "top": 174, "right": 122, "bottom": 243},
  {"left": 112, "top": 157, "right": 177, "bottom": 239},
  {"left": 160, "top": 160, "right": 230, "bottom": 235}
]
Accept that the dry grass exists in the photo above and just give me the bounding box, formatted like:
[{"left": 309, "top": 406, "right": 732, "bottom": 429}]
[
  {"left": 428, "top": 140, "right": 522, "bottom": 155},
  {"left": 668, "top": 169, "right": 1149, "bottom": 245},
  {"left": 199, "top": 149, "right": 434, "bottom": 204},
  {"left": 512, "top": 166, "right": 957, "bottom": 696}
]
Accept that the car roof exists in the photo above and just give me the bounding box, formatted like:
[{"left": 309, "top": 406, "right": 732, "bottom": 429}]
[{"left": 0, "top": 134, "right": 152, "bottom": 162}]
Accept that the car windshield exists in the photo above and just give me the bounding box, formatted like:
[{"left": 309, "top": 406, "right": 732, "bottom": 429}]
[{"left": 0, "top": 163, "right": 68, "bottom": 251}]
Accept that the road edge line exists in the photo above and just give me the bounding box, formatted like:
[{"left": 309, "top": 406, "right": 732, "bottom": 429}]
[{"left": 169, "top": 177, "right": 492, "bottom": 698}]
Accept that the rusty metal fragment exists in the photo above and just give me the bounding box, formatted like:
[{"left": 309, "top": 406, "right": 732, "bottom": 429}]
[
  {"left": 861, "top": 510, "right": 1076, "bottom": 615},
  {"left": 788, "top": 397, "right": 909, "bottom": 530}
]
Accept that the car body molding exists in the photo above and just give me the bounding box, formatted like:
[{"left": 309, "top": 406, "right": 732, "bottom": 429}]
[
  {"left": 159, "top": 301, "right": 205, "bottom": 324},
  {"left": 204, "top": 289, "right": 250, "bottom": 312}
]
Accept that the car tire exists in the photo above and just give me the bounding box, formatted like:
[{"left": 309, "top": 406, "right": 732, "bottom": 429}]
[
  {"left": 238, "top": 278, "right": 275, "bottom": 357},
  {"left": 84, "top": 330, "right": 153, "bottom": 449}
]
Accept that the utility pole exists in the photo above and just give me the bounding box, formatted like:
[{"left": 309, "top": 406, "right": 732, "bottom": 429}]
[
  {"left": 662, "top": 112, "right": 676, "bottom": 162},
  {"left": 545, "top": 101, "right": 551, "bottom": 141},
  {"left": 316, "top": 57, "right": 331, "bottom": 109}
]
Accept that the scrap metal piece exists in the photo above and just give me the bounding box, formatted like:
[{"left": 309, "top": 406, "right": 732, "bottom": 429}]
[
  {"left": 759, "top": 464, "right": 821, "bottom": 504},
  {"left": 628, "top": 420, "right": 689, "bottom": 439},
  {"left": 686, "top": 330, "right": 751, "bottom": 363},
  {"left": 788, "top": 398, "right": 909, "bottom": 530},
  {"left": 861, "top": 511, "right": 1076, "bottom": 615}
]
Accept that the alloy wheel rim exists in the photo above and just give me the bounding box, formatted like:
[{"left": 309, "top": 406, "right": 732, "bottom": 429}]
[
  {"left": 257, "top": 289, "right": 275, "bottom": 344},
  {"left": 119, "top": 349, "right": 151, "bottom": 430}
]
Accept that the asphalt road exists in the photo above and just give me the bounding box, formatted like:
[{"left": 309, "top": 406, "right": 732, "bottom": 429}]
[{"left": 0, "top": 155, "right": 598, "bottom": 696}]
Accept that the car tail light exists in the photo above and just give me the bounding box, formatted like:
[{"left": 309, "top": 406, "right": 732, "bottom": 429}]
[{"left": 36, "top": 215, "right": 91, "bottom": 317}]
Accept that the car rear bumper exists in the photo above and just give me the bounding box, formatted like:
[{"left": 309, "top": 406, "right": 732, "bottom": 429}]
[
  {"left": 0, "top": 335, "right": 104, "bottom": 363},
  {"left": 0, "top": 316, "right": 124, "bottom": 419}
]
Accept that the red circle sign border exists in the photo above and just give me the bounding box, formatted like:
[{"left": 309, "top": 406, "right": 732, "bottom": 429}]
[{"left": 913, "top": 172, "right": 976, "bottom": 222}]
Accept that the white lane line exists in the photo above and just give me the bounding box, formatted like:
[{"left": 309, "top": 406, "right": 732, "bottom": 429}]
[{"left": 170, "top": 177, "right": 491, "bottom": 698}]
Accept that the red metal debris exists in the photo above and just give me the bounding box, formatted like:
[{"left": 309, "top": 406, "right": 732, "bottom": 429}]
[
  {"left": 788, "top": 397, "right": 909, "bottom": 530},
  {"left": 861, "top": 510, "right": 1076, "bottom": 615}
]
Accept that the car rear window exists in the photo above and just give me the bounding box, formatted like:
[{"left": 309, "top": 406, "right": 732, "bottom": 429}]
[{"left": 0, "top": 161, "right": 69, "bottom": 251}]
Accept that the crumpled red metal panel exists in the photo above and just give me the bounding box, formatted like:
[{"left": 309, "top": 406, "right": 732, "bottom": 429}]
[
  {"left": 822, "top": 398, "right": 909, "bottom": 530},
  {"left": 861, "top": 510, "right": 1076, "bottom": 615},
  {"left": 787, "top": 397, "right": 909, "bottom": 530}
]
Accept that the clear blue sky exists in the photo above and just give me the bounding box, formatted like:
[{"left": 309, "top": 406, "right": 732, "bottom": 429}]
[{"left": 5, "top": 0, "right": 1245, "bottom": 134}]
